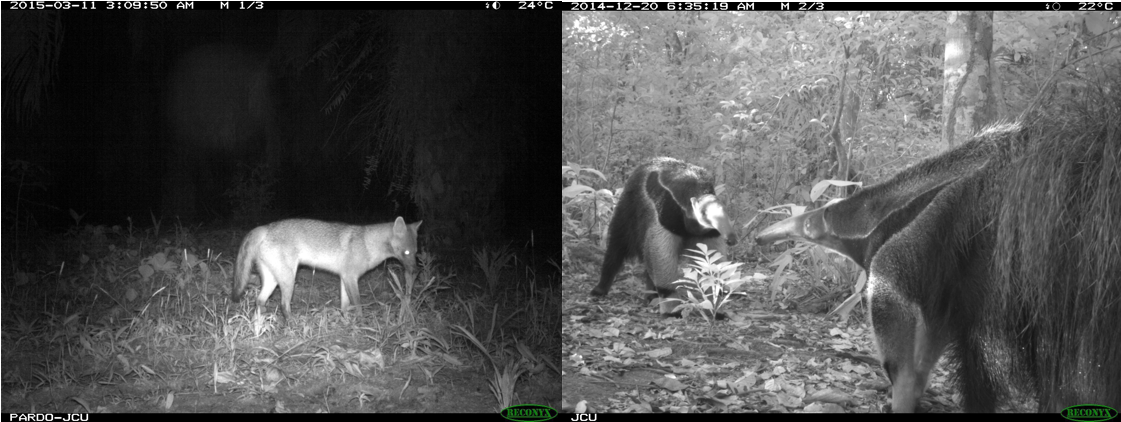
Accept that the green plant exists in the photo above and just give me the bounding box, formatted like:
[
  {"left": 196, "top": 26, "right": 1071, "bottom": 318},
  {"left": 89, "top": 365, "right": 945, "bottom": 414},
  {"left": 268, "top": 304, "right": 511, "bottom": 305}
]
[
  {"left": 668, "top": 243, "right": 750, "bottom": 324},
  {"left": 398, "top": 327, "right": 449, "bottom": 359},
  {"left": 561, "top": 163, "right": 613, "bottom": 241},
  {"left": 452, "top": 326, "right": 530, "bottom": 411},
  {"left": 386, "top": 263, "right": 452, "bottom": 325},
  {"left": 473, "top": 245, "right": 514, "bottom": 294}
]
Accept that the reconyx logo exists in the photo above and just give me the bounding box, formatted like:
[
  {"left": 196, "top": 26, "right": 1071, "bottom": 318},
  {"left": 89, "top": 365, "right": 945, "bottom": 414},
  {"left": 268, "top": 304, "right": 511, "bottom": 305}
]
[
  {"left": 500, "top": 404, "right": 557, "bottom": 422},
  {"left": 1062, "top": 404, "right": 1118, "bottom": 422}
]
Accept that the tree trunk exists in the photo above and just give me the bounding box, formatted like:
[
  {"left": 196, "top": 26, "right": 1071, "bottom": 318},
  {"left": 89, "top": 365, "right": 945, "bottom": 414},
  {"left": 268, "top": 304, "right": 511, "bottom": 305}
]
[{"left": 941, "top": 11, "right": 998, "bottom": 149}]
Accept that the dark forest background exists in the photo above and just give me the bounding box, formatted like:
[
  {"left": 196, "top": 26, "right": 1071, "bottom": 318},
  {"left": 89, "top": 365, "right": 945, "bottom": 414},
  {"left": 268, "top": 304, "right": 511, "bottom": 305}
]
[{"left": 4, "top": 10, "right": 558, "bottom": 261}]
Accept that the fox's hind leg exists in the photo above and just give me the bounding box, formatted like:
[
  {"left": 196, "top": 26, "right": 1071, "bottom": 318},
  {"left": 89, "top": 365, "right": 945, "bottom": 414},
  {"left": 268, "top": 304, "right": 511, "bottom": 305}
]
[
  {"left": 255, "top": 267, "right": 279, "bottom": 324},
  {"left": 258, "top": 257, "right": 297, "bottom": 326},
  {"left": 340, "top": 276, "right": 362, "bottom": 319}
]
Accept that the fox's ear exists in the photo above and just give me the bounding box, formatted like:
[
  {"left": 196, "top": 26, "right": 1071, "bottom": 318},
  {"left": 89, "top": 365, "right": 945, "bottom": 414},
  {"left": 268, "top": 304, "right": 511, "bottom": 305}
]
[
  {"left": 411, "top": 221, "right": 423, "bottom": 232},
  {"left": 392, "top": 216, "right": 408, "bottom": 236}
]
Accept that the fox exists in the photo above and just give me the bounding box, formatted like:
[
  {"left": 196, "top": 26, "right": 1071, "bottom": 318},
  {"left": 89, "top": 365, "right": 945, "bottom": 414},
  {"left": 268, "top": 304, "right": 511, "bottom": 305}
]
[{"left": 231, "top": 216, "right": 422, "bottom": 325}]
